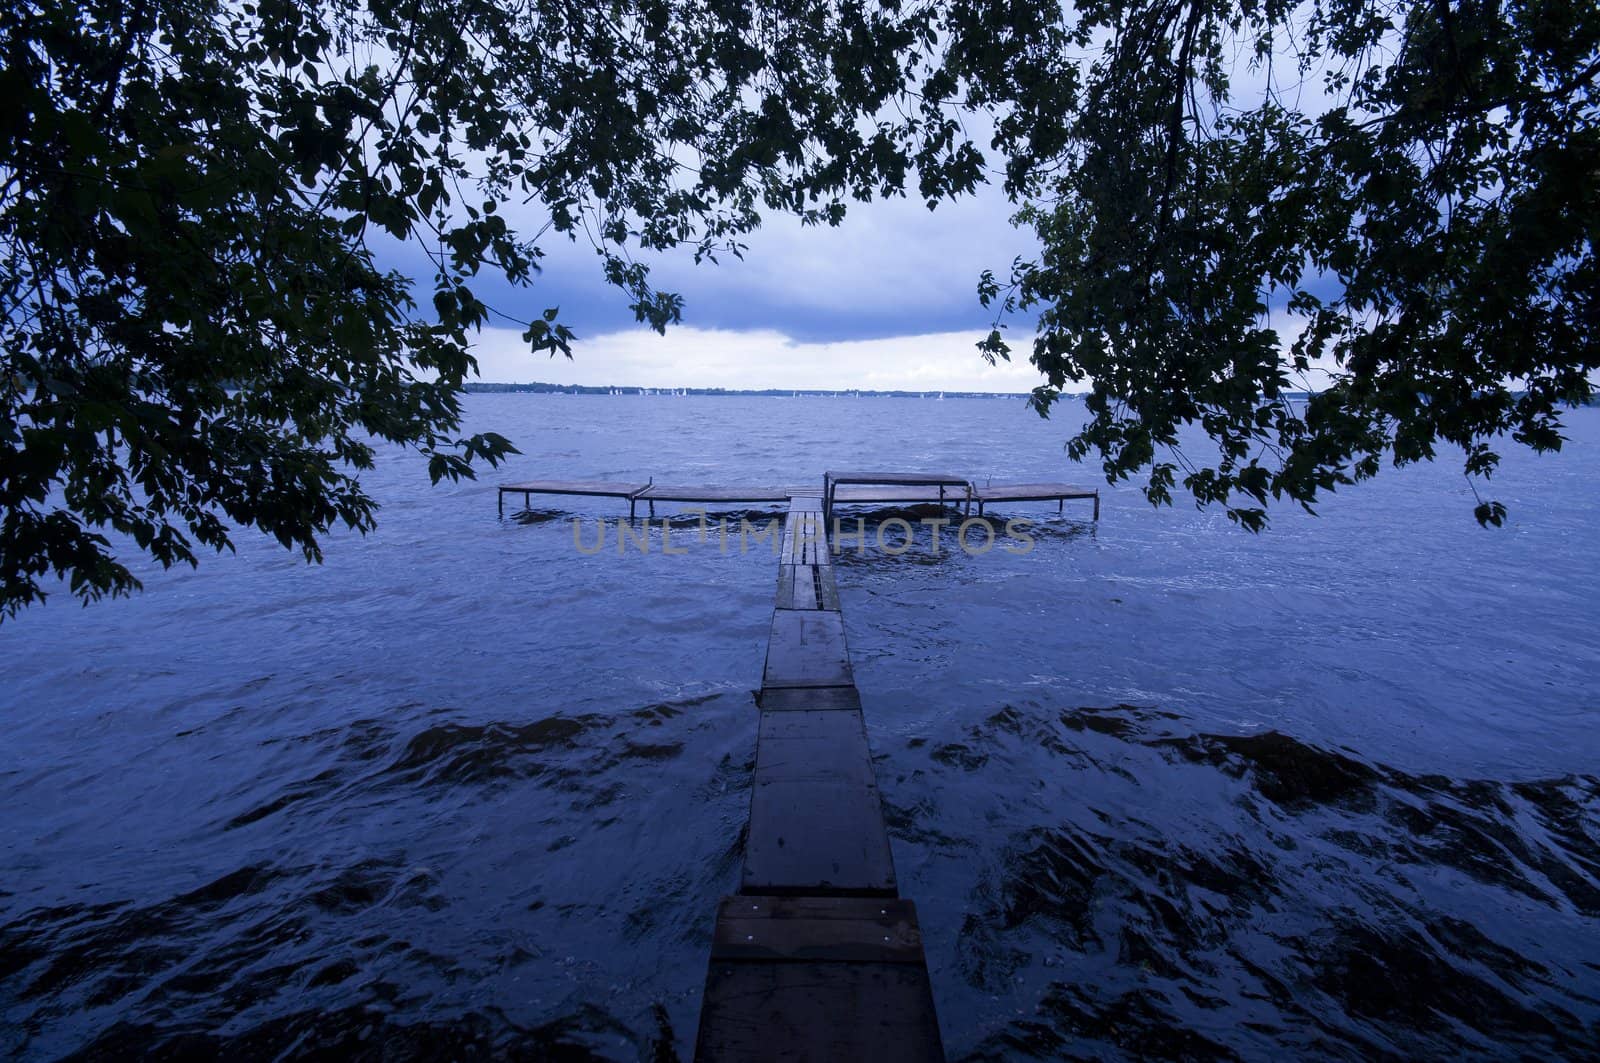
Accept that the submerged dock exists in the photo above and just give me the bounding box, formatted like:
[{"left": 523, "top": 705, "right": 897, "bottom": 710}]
[
  {"left": 497, "top": 469, "right": 1099, "bottom": 1058},
  {"left": 497, "top": 471, "right": 1100, "bottom": 520},
  {"left": 693, "top": 496, "right": 945, "bottom": 1061}
]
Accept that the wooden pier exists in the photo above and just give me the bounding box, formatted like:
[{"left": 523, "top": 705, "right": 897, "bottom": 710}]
[
  {"left": 694, "top": 497, "right": 945, "bottom": 1061},
  {"left": 496, "top": 469, "right": 1099, "bottom": 1058},
  {"left": 497, "top": 471, "right": 1099, "bottom": 520}
]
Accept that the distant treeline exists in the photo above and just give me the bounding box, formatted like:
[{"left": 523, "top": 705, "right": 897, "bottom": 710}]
[
  {"left": 463, "top": 382, "right": 1600, "bottom": 403},
  {"left": 462, "top": 382, "right": 1032, "bottom": 398}
]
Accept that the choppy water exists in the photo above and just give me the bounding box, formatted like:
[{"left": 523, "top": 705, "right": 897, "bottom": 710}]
[{"left": 2, "top": 395, "right": 1597, "bottom": 1060}]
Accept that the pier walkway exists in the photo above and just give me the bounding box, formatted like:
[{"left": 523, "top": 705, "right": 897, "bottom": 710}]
[
  {"left": 497, "top": 469, "right": 1100, "bottom": 1058},
  {"left": 693, "top": 497, "right": 945, "bottom": 1062}
]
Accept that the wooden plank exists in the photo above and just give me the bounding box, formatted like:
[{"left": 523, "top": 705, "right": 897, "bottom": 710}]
[
  {"left": 783, "top": 512, "right": 826, "bottom": 565},
  {"left": 775, "top": 565, "right": 820, "bottom": 610},
  {"left": 971, "top": 482, "right": 1099, "bottom": 501},
  {"left": 763, "top": 610, "right": 852, "bottom": 689},
  {"left": 500, "top": 479, "right": 649, "bottom": 497},
  {"left": 781, "top": 519, "right": 800, "bottom": 564},
  {"left": 814, "top": 564, "right": 840, "bottom": 610},
  {"left": 793, "top": 525, "right": 807, "bottom": 564},
  {"left": 639, "top": 484, "right": 797, "bottom": 502},
  {"left": 712, "top": 895, "right": 925, "bottom": 963},
  {"left": 757, "top": 685, "right": 862, "bottom": 711},
  {"left": 804, "top": 524, "right": 829, "bottom": 566},
  {"left": 743, "top": 709, "right": 895, "bottom": 895},
  {"left": 787, "top": 495, "right": 824, "bottom": 512},
  {"left": 825, "top": 471, "right": 967, "bottom": 486},
  {"left": 775, "top": 566, "right": 838, "bottom": 611},
  {"left": 829, "top": 485, "right": 967, "bottom": 504},
  {"left": 695, "top": 960, "right": 944, "bottom": 1062}
]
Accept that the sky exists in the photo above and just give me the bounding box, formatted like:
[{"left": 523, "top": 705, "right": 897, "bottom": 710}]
[
  {"left": 382, "top": 177, "right": 1054, "bottom": 392},
  {"left": 372, "top": 23, "right": 1355, "bottom": 394}
]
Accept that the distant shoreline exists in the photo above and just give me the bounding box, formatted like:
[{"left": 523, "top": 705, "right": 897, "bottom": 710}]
[
  {"left": 463, "top": 382, "right": 1035, "bottom": 399},
  {"left": 464, "top": 382, "right": 1600, "bottom": 404}
]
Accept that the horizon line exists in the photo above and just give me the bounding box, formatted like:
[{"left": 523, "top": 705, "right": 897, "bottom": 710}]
[{"left": 463, "top": 380, "right": 1045, "bottom": 398}]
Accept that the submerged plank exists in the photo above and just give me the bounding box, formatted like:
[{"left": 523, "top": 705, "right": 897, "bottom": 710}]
[
  {"left": 711, "top": 895, "right": 925, "bottom": 963},
  {"left": 763, "top": 610, "right": 853, "bottom": 689},
  {"left": 757, "top": 685, "right": 862, "bottom": 712},
  {"left": 638, "top": 484, "right": 797, "bottom": 502},
  {"left": 742, "top": 709, "right": 895, "bottom": 895},
  {"left": 971, "top": 482, "right": 1099, "bottom": 501},
  {"left": 500, "top": 479, "right": 649, "bottom": 497},
  {"left": 825, "top": 471, "right": 968, "bottom": 486},
  {"left": 829, "top": 485, "right": 967, "bottom": 504},
  {"left": 695, "top": 960, "right": 944, "bottom": 1062}
]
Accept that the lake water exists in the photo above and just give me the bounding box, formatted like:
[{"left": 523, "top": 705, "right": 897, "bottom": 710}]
[{"left": 2, "top": 395, "right": 1597, "bottom": 1059}]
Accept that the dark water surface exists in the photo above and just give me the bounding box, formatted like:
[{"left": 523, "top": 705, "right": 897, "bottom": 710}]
[{"left": 2, "top": 395, "right": 1597, "bottom": 1059}]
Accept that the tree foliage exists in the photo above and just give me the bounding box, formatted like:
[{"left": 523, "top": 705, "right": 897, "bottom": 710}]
[
  {"left": 4, "top": 0, "right": 1596, "bottom": 617},
  {"left": 970, "top": 0, "right": 1599, "bottom": 529},
  {"left": 0, "top": 0, "right": 981, "bottom": 615}
]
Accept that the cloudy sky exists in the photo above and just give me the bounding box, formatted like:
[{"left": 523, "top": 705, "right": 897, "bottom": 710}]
[
  {"left": 385, "top": 177, "right": 1056, "bottom": 392},
  {"left": 367, "top": 33, "right": 1355, "bottom": 394}
]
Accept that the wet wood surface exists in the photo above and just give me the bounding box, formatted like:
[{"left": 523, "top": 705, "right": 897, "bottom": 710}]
[
  {"left": 741, "top": 709, "right": 896, "bottom": 896},
  {"left": 829, "top": 485, "right": 969, "bottom": 503},
  {"left": 500, "top": 479, "right": 649, "bottom": 497},
  {"left": 695, "top": 961, "right": 944, "bottom": 1062},
  {"left": 757, "top": 685, "right": 862, "bottom": 712},
  {"left": 813, "top": 565, "right": 840, "bottom": 610},
  {"left": 774, "top": 565, "right": 840, "bottom": 611},
  {"left": 775, "top": 565, "right": 817, "bottom": 610},
  {"left": 971, "top": 482, "right": 1099, "bottom": 501},
  {"left": 762, "top": 610, "right": 853, "bottom": 689},
  {"left": 711, "top": 895, "right": 925, "bottom": 963},
  {"left": 782, "top": 512, "right": 830, "bottom": 566},
  {"left": 638, "top": 484, "right": 802, "bottom": 502},
  {"left": 695, "top": 494, "right": 943, "bottom": 1061},
  {"left": 824, "top": 471, "right": 968, "bottom": 486}
]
